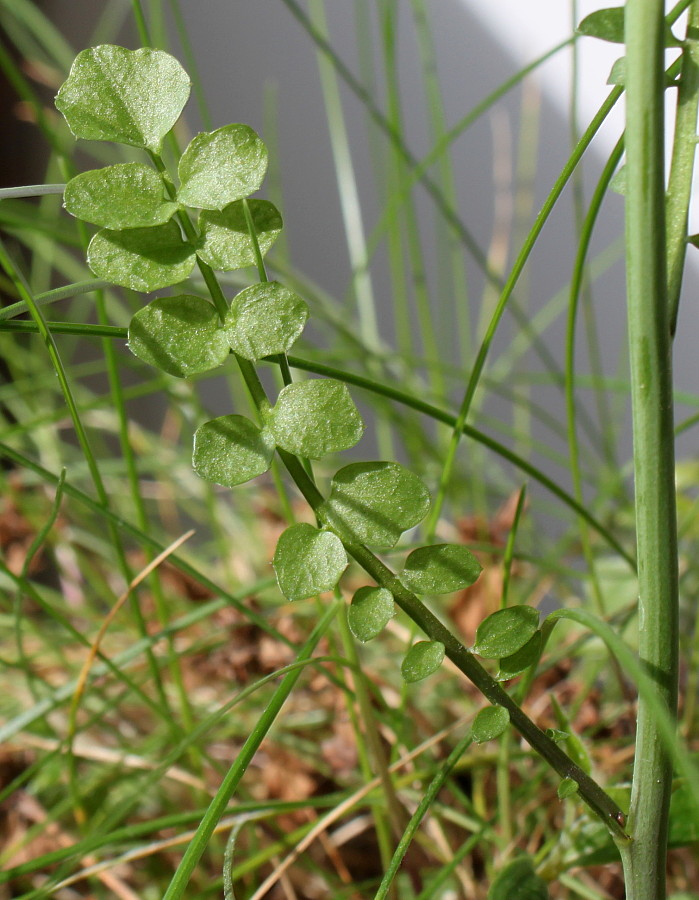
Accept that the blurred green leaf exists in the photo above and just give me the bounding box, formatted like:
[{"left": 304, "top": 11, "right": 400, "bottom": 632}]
[
  {"left": 474, "top": 606, "right": 540, "bottom": 660},
  {"left": 87, "top": 221, "right": 195, "bottom": 292},
  {"left": 550, "top": 695, "right": 592, "bottom": 776},
  {"left": 610, "top": 165, "right": 627, "bottom": 195},
  {"left": 273, "top": 523, "right": 347, "bottom": 601},
  {"left": 192, "top": 415, "right": 275, "bottom": 487},
  {"left": 472, "top": 705, "right": 510, "bottom": 743},
  {"left": 267, "top": 379, "right": 364, "bottom": 459},
  {"left": 55, "top": 45, "right": 190, "bottom": 152},
  {"left": 178, "top": 124, "right": 268, "bottom": 210},
  {"left": 577, "top": 8, "right": 681, "bottom": 46},
  {"left": 64, "top": 163, "right": 178, "bottom": 229},
  {"left": 128, "top": 295, "right": 229, "bottom": 377},
  {"left": 196, "top": 199, "right": 283, "bottom": 270},
  {"left": 320, "top": 461, "right": 430, "bottom": 548},
  {"left": 225, "top": 281, "right": 308, "bottom": 360},
  {"left": 401, "top": 641, "right": 445, "bottom": 683},
  {"left": 348, "top": 586, "right": 394, "bottom": 642},
  {"left": 400, "top": 544, "right": 482, "bottom": 594},
  {"left": 487, "top": 856, "right": 548, "bottom": 900},
  {"left": 607, "top": 57, "right": 626, "bottom": 85}
]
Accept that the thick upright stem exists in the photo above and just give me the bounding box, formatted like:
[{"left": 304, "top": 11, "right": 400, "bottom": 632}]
[{"left": 622, "top": 1, "right": 679, "bottom": 895}]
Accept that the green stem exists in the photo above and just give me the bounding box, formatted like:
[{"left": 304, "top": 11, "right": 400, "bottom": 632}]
[
  {"left": 268, "top": 448, "right": 627, "bottom": 835},
  {"left": 666, "top": 1, "right": 699, "bottom": 333},
  {"left": 161, "top": 602, "right": 339, "bottom": 900},
  {"left": 0, "top": 183, "right": 65, "bottom": 200},
  {"left": 373, "top": 729, "right": 473, "bottom": 900},
  {"left": 621, "top": 1, "right": 680, "bottom": 895}
]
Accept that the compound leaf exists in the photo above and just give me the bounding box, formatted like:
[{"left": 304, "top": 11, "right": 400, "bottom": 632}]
[
  {"left": 472, "top": 705, "right": 510, "bottom": 743},
  {"left": 273, "top": 523, "right": 347, "bottom": 602},
  {"left": 267, "top": 379, "right": 364, "bottom": 459},
  {"left": 192, "top": 415, "right": 275, "bottom": 487},
  {"left": 487, "top": 856, "right": 549, "bottom": 900},
  {"left": 64, "top": 163, "right": 178, "bottom": 229},
  {"left": 320, "top": 461, "right": 430, "bottom": 548},
  {"left": 348, "top": 587, "right": 394, "bottom": 642},
  {"left": 196, "top": 199, "right": 283, "bottom": 270},
  {"left": 55, "top": 45, "right": 190, "bottom": 152},
  {"left": 128, "top": 295, "right": 229, "bottom": 377},
  {"left": 87, "top": 220, "right": 196, "bottom": 292},
  {"left": 401, "top": 641, "right": 445, "bottom": 683},
  {"left": 474, "top": 605, "right": 540, "bottom": 660},
  {"left": 400, "top": 544, "right": 482, "bottom": 594},
  {"left": 225, "top": 281, "right": 308, "bottom": 360},
  {"left": 178, "top": 124, "right": 268, "bottom": 210}
]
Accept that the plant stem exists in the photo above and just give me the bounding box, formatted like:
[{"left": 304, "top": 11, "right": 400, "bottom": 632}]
[
  {"left": 621, "top": 0, "right": 680, "bottom": 895},
  {"left": 666, "top": 0, "right": 699, "bottom": 333}
]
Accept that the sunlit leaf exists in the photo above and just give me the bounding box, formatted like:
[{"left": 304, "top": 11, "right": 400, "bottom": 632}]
[
  {"left": 473, "top": 606, "right": 540, "bottom": 660},
  {"left": 401, "top": 641, "right": 445, "bottom": 683},
  {"left": 225, "top": 282, "right": 308, "bottom": 360},
  {"left": 496, "top": 631, "right": 542, "bottom": 681},
  {"left": 348, "top": 586, "right": 394, "bottom": 642},
  {"left": 320, "top": 461, "right": 430, "bottom": 548},
  {"left": 557, "top": 777, "right": 579, "bottom": 800},
  {"left": 87, "top": 220, "right": 196, "bottom": 292},
  {"left": 400, "top": 544, "right": 482, "bottom": 594},
  {"left": 273, "top": 523, "right": 347, "bottom": 602},
  {"left": 192, "top": 415, "right": 275, "bottom": 487},
  {"left": 196, "top": 199, "right": 283, "bottom": 270},
  {"left": 55, "top": 45, "right": 190, "bottom": 152},
  {"left": 178, "top": 124, "right": 268, "bottom": 210},
  {"left": 267, "top": 379, "right": 364, "bottom": 459},
  {"left": 128, "top": 295, "right": 229, "bottom": 377},
  {"left": 487, "top": 856, "right": 549, "bottom": 900},
  {"left": 472, "top": 705, "right": 510, "bottom": 743},
  {"left": 64, "top": 163, "right": 178, "bottom": 229}
]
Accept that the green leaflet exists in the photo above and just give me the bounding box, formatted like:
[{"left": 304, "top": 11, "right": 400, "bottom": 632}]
[
  {"left": 87, "top": 221, "right": 196, "bottom": 292},
  {"left": 348, "top": 587, "right": 394, "bottom": 642},
  {"left": 401, "top": 641, "right": 445, "bottom": 683},
  {"left": 473, "top": 605, "right": 540, "bottom": 660},
  {"left": 178, "top": 124, "right": 268, "bottom": 210},
  {"left": 273, "top": 523, "right": 348, "bottom": 602},
  {"left": 266, "top": 379, "right": 364, "bottom": 459},
  {"left": 400, "top": 543, "right": 482, "bottom": 594},
  {"left": 196, "top": 199, "right": 283, "bottom": 271},
  {"left": 557, "top": 777, "right": 579, "bottom": 800},
  {"left": 319, "top": 461, "right": 430, "bottom": 549},
  {"left": 496, "top": 631, "right": 542, "bottom": 682},
  {"left": 472, "top": 705, "right": 510, "bottom": 744},
  {"left": 225, "top": 282, "right": 308, "bottom": 360},
  {"left": 192, "top": 415, "right": 275, "bottom": 487},
  {"left": 64, "top": 163, "right": 178, "bottom": 230},
  {"left": 55, "top": 45, "right": 190, "bottom": 152},
  {"left": 128, "top": 295, "right": 229, "bottom": 377}
]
